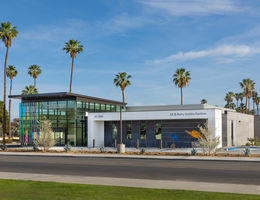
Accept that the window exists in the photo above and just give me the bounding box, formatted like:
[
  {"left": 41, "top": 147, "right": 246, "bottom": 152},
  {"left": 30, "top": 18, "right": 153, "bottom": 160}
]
[
  {"left": 155, "top": 123, "right": 162, "bottom": 140},
  {"left": 106, "top": 104, "right": 111, "bottom": 112},
  {"left": 101, "top": 104, "right": 106, "bottom": 112},
  {"left": 140, "top": 123, "right": 146, "bottom": 140},
  {"left": 126, "top": 123, "right": 132, "bottom": 140},
  {"left": 112, "top": 123, "right": 117, "bottom": 140},
  {"left": 111, "top": 105, "right": 116, "bottom": 112},
  {"left": 95, "top": 103, "right": 100, "bottom": 112},
  {"left": 116, "top": 105, "right": 121, "bottom": 112},
  {"left": 89, "top": 103, "right": 95, "bottom": 112}
]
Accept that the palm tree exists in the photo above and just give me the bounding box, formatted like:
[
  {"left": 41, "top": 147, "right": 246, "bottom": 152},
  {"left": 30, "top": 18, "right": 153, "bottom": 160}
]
[
  {"left": 63, "top": 40, "right": 83, "bottom": 93},
  {"left": 0, "top": 22, "right": 18, "bottom": 145},
  {"left": 28, "top": 65, "right": 41, "bottom": 88},
  {"left": 22, "top": 85, "right": 38, "bottom": 95},
  {"left": 224, "top": 92, "right": 235, "bottom": 108},
  {"left": 240, "top": 79, "right": 255, "bottom": 113},
  {"left": 239, "top": 93, "right": 244, "bottom": 104},
  {"left": 173, "top": 68, "right": 191, "bottom": 105},
  {"left": 6, "top": 65, "right": 17, "bottom": 138},
  {"left": 252, "top": 91, "right": 258, "bottom": 114},
  {"left": 113, "top": 72, "right": 131, "bottom": 147},
  {"left": 255, "top": 97, "right": 260, "bottom": 115},
  {"left": 234, "top": 93, "right": 240, "bottom": 108},
  {"left": 201, "top": 99, "right": 207, "bottom": 104}
]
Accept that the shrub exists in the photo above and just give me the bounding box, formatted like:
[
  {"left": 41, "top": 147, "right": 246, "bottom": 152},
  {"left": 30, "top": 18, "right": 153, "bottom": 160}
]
[
  {"left": 245, "top": 142, "right": 251, "bottom": 146},
  {"left": 191, "top": 148, "right": 197, "bottom": 156},
  {"left": 100, "top": 147, "right": 105, "bottom": 153},
  {"left": 5, "top": 139, "right": 13, "bottom": 144},
  {"left": 64, "top": 144, "right": 72, "bottom": 152},
  {"left": 32, "top": 142, "right": 39, "bottom": 152},
  {"left": 35, "top": 118, "right": 55, "bottom": 152},
  {"left": 192, "top": 123, "right": 220, "bottom": 155},
  {"left": 1, "top": 145, "right": 7, "bottom": 151},
  {"left": 140, "top": 148, "right": 145, "bottom": 154},
  {"left": 243, "top": 147, "right": 251, "bottom": 157},
  {"left": 247, "top": 138, "right": 260, "bottom": 146}
]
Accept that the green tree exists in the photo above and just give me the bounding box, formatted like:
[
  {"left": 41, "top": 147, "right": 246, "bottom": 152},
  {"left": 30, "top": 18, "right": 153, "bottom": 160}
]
[
  {"left": 234, "top": 93, "right": 240, "bottom": 108},
  {"left": 6, "top": 65, "right": 17, "bottom": 138},
  {"left": 63, "top": 40, "right": 83, "bottom": 93},
  {"left": 224, "top": 92, "right": 235, "bottom": 108},
  {"left": 252, "top": 92, "right": 258, "bottom": 115},
  {"left": 28, "top": 65, "right": 41, "bottom": 88},
  {"left": 255, "top": 97, "right": 260, "bottom": 115},
  {"left": 0, "top": 22, "right": 18, "bottom": 145},
  {"left": 22, "top": 85, "right": 38, "bottom": 95},
  {"left": 240, "top": 79, "right": 255, "bottom": 113},
  {"left": 0, "top": 101, "right": 9, "bottom": 137},
  {"left": 201, "top": 99, "right": 207, "bottom": 104},
  {"left": 173, "top": 68, "right": 191, "bottom": 105},
  {"left": 113, "top": 72, "right": 131, "bottom": 145}
]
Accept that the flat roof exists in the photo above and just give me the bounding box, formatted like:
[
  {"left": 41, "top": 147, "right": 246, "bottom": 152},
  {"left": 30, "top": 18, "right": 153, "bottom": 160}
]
[
  {"left": 126, "top": 104, "right": 235, "bottom": 112},
  {"left": 9, "top": 92, "right": 125, "bottom": 105}
]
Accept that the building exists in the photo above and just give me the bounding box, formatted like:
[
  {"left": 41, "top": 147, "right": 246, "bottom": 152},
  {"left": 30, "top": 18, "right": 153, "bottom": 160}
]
[
  {"left": 10, "top": 92, "right": 255, "bottom": 148},
  {"left": 10, "top": 92, "right": 125, "bottom": 146}
]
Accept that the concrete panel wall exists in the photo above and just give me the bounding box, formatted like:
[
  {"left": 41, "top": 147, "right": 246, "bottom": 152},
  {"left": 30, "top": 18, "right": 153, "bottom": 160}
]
[
  {"left": 255, "top": 115, "right": 260, "bottom": 139},
  {"left": 222, "top": 112, "right": 254, "bottom": 147}
]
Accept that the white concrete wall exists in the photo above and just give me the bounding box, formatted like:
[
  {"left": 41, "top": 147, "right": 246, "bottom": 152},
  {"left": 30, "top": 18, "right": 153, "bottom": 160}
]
[
  {"left": 224, "top": 112, "right": 254, "bottom": 147},
  {"left": 87, "top": 109, "right": 223, "bottom": 148}
]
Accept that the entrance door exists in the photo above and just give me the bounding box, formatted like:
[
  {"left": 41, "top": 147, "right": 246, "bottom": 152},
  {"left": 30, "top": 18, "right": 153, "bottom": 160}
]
[{"left": 53, "top": 128, "right": 67, "bottom": 146}]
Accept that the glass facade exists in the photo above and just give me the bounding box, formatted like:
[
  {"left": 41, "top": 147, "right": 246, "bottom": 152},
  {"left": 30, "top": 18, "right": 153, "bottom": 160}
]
[{"left": 19, "top": 100, "right": 124, "bottom": 146}]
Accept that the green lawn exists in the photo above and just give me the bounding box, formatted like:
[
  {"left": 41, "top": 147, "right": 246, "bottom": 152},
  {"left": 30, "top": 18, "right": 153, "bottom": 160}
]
[{"left": 0, "top": 179, "right": 259, "bottom": 200}]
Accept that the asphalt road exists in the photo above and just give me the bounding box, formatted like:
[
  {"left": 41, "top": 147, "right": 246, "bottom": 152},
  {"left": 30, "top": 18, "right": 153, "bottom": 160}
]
[{"left": 0, "top": 155, "right": 259, "bottom": 185}]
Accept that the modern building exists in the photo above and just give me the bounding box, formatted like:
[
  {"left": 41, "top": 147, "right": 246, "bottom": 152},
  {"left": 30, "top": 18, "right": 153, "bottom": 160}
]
[{"left": 10, "top": 92, "right": 256, "bottom": 148}]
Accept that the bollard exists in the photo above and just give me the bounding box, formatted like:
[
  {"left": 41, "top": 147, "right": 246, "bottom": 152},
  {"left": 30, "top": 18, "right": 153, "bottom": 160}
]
[
  {"left": 93, "top": 139, "right": 96, "bottom": 148},
  {"left": 136, "top": 139, "right": 139, "bottom": 149},
  {"left": 160, "top": 139, "right": 163, "bottom": 149},
  {"left": 114, "top": 139, "right": 117, "bottom": 148}
]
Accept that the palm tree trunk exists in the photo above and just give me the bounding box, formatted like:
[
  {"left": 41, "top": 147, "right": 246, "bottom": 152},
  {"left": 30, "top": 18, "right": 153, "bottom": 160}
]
[
  {"left": 69, "top": 56, "right": 75, "bottom": 93},
  {"left": 34, "top": 78, "right": 36, "bottom": 88},
  {"left": 245, "top": 96, "right": 248, "bottom": 113},
  {"left": 8, "top": 79, "right": 12, "bottom": 139},
  {"left": 120, "top": 90, "right": 124, "bottom": 145},
  {"left": 3, "top": 46, "right": 9, "bottom": 146},
  {"left": 248, "top": 98, "right": 251, "bottom": 112},
  {"left": 253, "top": 100, "right": 255, "bottom": 115},
  {"left": 181, "top": 87, "right": 183, "bottom": 105},
  {"left": 257, "top": 104, "right": 259, "bottom": 115}
]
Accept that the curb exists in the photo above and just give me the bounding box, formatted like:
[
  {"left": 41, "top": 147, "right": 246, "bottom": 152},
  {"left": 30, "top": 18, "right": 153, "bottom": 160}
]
[{"left": 0, "top": 152, "right": 259, "bottom": 162}]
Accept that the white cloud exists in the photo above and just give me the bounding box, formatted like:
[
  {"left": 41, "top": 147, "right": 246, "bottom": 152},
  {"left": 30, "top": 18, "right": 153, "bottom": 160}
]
[
  {"left": 150, "top": 45, "right": 260, "bottom": 64},
  {"left": 140, "top": 0, "right": 243, "bottom": 16}
]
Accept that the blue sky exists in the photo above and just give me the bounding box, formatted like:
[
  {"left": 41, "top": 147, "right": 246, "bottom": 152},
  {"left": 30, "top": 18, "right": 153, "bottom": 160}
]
[{"left": 0, "top": 0, "right": 260, "bottom": 119}]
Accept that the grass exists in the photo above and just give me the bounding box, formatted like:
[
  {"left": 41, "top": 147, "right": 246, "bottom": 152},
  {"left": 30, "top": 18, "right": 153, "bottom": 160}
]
[{"left": 0, "top": 179, "right": 259, "bottom": 200}]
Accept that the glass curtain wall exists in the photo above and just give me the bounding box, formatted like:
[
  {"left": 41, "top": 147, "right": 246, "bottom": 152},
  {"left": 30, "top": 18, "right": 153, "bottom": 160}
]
[{"left": 19, "top": 100, "right": 124, "bottom": 146}]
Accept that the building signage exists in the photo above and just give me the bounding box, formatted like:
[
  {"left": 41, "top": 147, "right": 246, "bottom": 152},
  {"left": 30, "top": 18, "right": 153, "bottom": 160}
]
[{"left": 169, "top": 111, "right": 207, "bottom": 117}]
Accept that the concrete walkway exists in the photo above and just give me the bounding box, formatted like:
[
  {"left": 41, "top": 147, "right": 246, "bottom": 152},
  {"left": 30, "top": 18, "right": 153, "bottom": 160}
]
[
  {"left": 0, "top": 172, "right": 259, "bottom": 195},
  {"left": 0, "top": 151, "right": 260, "bottom": 162}
]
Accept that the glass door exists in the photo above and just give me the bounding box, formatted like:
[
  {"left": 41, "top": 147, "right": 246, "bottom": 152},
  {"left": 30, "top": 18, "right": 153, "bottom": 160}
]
[{"left": 54, "top": 131, "right": 65, "bottom": 146}]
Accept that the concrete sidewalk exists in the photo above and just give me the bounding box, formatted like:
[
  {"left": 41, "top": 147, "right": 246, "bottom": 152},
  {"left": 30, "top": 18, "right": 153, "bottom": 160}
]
[
  {"left": 0, "top": 172, "right": 259, "bottom": 195},
  {"left": 0, "top": 151, "right": 260, "bottom": 162}
]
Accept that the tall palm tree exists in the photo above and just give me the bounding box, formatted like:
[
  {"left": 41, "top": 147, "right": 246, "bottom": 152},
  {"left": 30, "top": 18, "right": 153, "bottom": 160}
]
[
  {"left": 252, "top": 91, "right": 258, "bottom": 114},
  {"left": 63, "top": 40, "right": 83, "bottom": 93},
  {"left": 234, "top": 93, "right": 240, "bottom": 108},
  {"left": 201, "top": 99, "right": 207, "bottom": 104},
  {"left": 238, "top": 93, "right": 244, "bottom": 104},
  {"left": 22, "top": 85, "right": 38, "bottom": 95},
  {"left": 224, "top": 92, "right": 235, "bottom": 107},
  {"left": 6, "top": 65, "right": 17, "bottom": 138},
  {"left": 28, "top": 65, "right": 41, "bottom": 88},
  {"left": 255, "top": 97, "right": 260, "bottom": 115},
  {"left": 0, "top": 22, "right": 18, "bottom": 145},
  {"left": 173, "top": 68, "right": 191, "bottom": 105},
  {"left": 114, "top": 72, "right": 131, "bottom": 146},
  {"left": 240, "top": 79, "right": 255, "bottom": 113}
]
